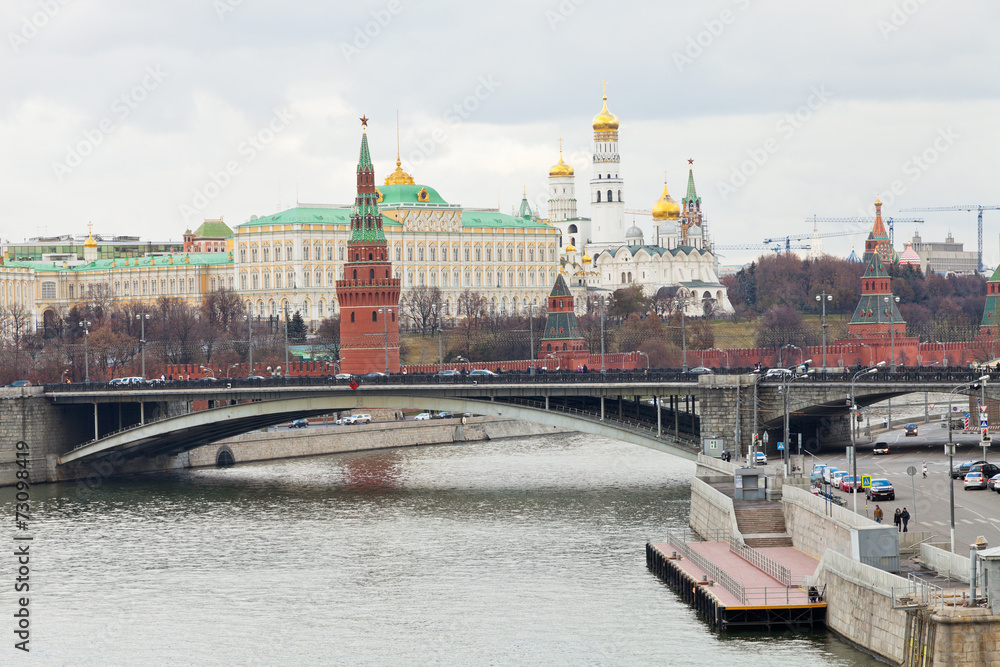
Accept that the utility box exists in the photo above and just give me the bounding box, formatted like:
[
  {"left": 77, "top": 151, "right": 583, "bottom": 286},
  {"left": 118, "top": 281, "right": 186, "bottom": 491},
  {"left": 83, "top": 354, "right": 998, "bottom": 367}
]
[
  {"left": 978, "top": 547, "right": 1000, "bottom": 614},
  {"left": 850, "top": 526, "right": 900, "bottom": 572},
  {"left": 735, "top": 468, "right": 765, "bottom": 500},
  {"left": 702, "top": 437, "right": 725, "bottom": 458}
]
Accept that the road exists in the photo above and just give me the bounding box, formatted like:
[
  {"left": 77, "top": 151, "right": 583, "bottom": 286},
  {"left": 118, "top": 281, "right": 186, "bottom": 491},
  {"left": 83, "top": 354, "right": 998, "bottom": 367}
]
[{"left": 816, "top": 423, "right": 1000, "bottom": 550}]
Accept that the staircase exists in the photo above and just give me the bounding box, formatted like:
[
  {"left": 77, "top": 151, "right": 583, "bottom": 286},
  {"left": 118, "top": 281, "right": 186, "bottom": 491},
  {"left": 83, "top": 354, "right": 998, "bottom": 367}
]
[{"left": 734, "top": 502, "right": 793, "bottom": 548}]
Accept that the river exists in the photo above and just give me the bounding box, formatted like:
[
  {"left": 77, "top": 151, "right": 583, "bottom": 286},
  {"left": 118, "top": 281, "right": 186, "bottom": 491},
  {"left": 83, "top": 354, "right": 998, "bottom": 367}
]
[{"left": 5, "top": 432, "right": 881, "bottom": 665}]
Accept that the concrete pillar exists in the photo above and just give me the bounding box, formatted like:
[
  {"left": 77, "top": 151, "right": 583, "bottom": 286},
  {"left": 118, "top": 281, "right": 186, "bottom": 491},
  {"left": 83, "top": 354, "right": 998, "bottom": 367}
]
[
  {"left": 93, "top": 403, "right": 98, "bottom": 440},
  {"left": 600, "top": 395, "right": 605, "bottom": 421},
  {"left": 657, "top": 396, "right": 661, "bottom": 437}
]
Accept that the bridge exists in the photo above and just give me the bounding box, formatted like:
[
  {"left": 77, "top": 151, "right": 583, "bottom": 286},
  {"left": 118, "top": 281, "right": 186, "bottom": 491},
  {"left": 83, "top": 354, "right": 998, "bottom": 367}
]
[{"left": 38, "top": 369, "right": 997, "bottom": 470}]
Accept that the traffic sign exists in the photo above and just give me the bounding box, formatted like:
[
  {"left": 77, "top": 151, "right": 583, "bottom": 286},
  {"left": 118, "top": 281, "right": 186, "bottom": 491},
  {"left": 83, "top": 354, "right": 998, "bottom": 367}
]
[
  {"left": 763, "top": 432, "right": 770, "bottom": 443},
  {"left": 906, "top": 465, "right": 917, "bottom": 477},
  {"left": 861, "top": 475, "right": 872, "bottom": 489},
  {"left": 777, "top": 441, "right": 785, "bottom": 451},
  {"left": 929, "top": 403, "right": 936, "bottom": 411}
]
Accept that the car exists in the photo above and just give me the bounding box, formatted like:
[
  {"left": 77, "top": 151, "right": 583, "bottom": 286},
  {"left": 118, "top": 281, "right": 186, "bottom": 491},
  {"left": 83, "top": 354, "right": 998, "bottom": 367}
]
[
  {"left": 335, "top": 373, "right": 352, "bottom": 380},
  {"left": 8, "top": 380, "right": 31, "bottom": 387},
  {"left": 436, "top": 369, "right": 461, "bottom": 377},
  {"left": 866, "top": 478, "right": 895, "bottom": 501},
  {"left": 110, "top": 377, "right": 143, "bottom": 386},
  {"left": 754, "top": 452, "right": 767, "bottom": 465},
  {"left": 288, "top": 418, "right": 309, "bottom": 429},
  {"left": 988, "top": 473, "right": 1000, "bottom": 492},
  {"left": 247, "top": 375, "right": 266, "bottom": 380},
  {"left": 469, "top": 369, "right": 498, "bottom": 377},
  {"left": 873, "top": 442, "right": 890, "bottom": 455},
  {"left": 822, "top": 467, "right": 840, "bottom": 485},
  {"left": 964, "top": 471, "right": 987, "bottom": 490},
  {"left": 840, "top": 476, "right": 862, "bottom": 493},
  {"left": 687, "top": 367, "right": 714, "bottom": 375},
  {"left": 414, "top": 413, "right": 432, "bottom": 421},
  {"left": 196, "top": 376, "right": 218, "bottom": 383},
  {"left": 351, "top": 413, "right": 372, "bottom": 424},
  {"left": 831, "top": 471, "right": 849, "bottom": 488},
  {"left": 969, "top": 462, "right": 1000, "bottom": 480},
  {"left": 764, "top": 368, "right": 793, "bottom": 379},
  {"left": 904, "top": 423, "right": 918, "bottom": 436},
  {"left": 433, "top": 411, "right": 454, "bottom": 420},
  {"left": 364, "top": 372, "right": 386, "bottom": 379},
  {"left": 953, "top": 460, "right": 990, "bottom": 479}
]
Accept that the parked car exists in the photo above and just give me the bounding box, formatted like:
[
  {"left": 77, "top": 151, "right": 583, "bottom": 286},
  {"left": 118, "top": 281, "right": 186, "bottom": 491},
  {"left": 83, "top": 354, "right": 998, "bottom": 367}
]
[
  {"left": 8, "top": 380, "right": 31, "bottom": 387},
  {"left": 866, "top": 478, "right": 895, "bottom": 501},
  {"left": 822, "top": 467, "right": 840, "bottom": 485},
  {"left": 436, "top": 369, "right": 461, "bottom": 377},
  {"left": 904, "top": 423, "right": 918, "bottom": 437},
  {"left": 754, "top": 452, "right": 767, "bottom": 465},
  {"left": 414, "top": 413, "right": 432, "bottom": 421},
  {"left": 351, "top": 413, "right": 372, "bottom": 424},
  {"left": 364, "top": 372, "right": 386, "bottom": 379},
  {"left": 335, "top": 373, "right": 352, "bottom": 380},
  {"left": 969, "top": 462, "right": 1000, "bottom": 480},
  {"left": 433, "top": 412, "right": 454, "bottom": 420},
  {"left": 953, "top": 460, "right": 989, "bottom": 479},
  {"left": 831, "top": 471, "right": 849, "bottom": 489},
  {"left": 469, "top": 369, "right": 498, "bottom": 377},
  {"left": 288, "top": 419, "right": 309, "bottom": 429},
  {"left": 964, "top": 471, "right": 987, "bottom": 490},
  {"left": 687, "top": 367, "right": 713, "bottom": 375},
  {"left": 988, "top": 473, "right": 1000, "bottom": 492},
  {"left": 873, "top": 442, "right": 890, "bottom": 455},
  {"left": 764, "top": 368, "right": 793, "bottom": 379},
  {"left": 840, "top": 475, "right": 862, "bottom": 493}
]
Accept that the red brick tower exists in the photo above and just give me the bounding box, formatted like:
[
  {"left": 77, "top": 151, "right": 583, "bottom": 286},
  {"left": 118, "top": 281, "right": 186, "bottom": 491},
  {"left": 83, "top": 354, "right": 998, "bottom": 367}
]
[
  {"left": 538, "top": 274, "right": 590, "bottom": 370},
  {"left": 337, "top": 116, "right": 401, "bottom": 374}
]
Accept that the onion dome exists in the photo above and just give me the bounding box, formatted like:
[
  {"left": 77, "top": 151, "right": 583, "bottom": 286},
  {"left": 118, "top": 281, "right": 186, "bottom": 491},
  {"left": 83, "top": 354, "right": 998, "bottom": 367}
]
[
  {"left": 84, "top": 232, "right": 97, "bottom": 248},
  {"left": 592, "top": 94, "right": 619, "bottom": 132},
  {"left": 549, "top": 148, "right": 574, "bottom": 178},
  {"left": 565, "top": 244, "right": 577, "bottom": 253},
  {"left": 651, "top": 179, "right": 680, "bottom": 220},
  {"left": 384, "top": 157, "right": 415, "bottom": 185},
  {"left": 582, "top": 253, "right": 592, "bottom": 264},
  {"left": 899, "top": 243, "right": 920, "bottom": 266},
  {"left": 625, "top": 225, "right": 644, "bottom": 244}
]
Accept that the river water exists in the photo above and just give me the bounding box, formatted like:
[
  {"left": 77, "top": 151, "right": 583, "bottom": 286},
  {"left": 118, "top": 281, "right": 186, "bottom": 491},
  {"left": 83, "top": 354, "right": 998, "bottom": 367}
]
[{"left": 6, "top": 433, "right": 881, "bottom": 665}]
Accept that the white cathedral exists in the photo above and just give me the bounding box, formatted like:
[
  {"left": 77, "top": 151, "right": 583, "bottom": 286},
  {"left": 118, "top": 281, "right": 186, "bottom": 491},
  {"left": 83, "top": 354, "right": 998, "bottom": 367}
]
[{"left": 545, "top": 90, "right": 733, "bottom": 317}]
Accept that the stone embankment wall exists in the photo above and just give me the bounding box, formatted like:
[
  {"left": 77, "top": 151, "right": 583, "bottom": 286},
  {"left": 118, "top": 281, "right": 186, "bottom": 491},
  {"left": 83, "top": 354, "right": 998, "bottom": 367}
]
[
  {"left": 782, "top": 485, "right": 881, "bottom": 558},
  {"left": 0, "top": 388, "right": 91, "bottom": 487},
  {"left": 806, "top": 549, "right": 909, "bottom": 664},
  {"left": 688, "top": 476, "right": 741, "bottom": 541}
]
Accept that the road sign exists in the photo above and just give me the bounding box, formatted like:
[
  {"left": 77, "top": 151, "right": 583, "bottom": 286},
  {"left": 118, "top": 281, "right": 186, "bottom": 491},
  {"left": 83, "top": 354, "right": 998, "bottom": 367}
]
[
  {"left": 763, "top": 432, "right": 770, "bottom": 443},
  {"left": 929, "top": 403, "right": 936, "bottom": 411},
  {"left": 906, "top": 465, "right": 917, "bottom": 477},
  {"left": 861, "top": 475, "right": 872, "bottom": 489},
  {"left": 777, "top": 441, "right": 785, "bottom": 451},
  {"left": 846, "top": 446, "right": 855, "bottom": 466}
]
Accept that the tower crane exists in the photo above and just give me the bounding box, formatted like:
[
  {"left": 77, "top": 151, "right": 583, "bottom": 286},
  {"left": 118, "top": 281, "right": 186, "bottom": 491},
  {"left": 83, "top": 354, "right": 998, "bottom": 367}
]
[
  {"left": 714, "top": 242, "right": 811, "bottom": 256},
  {"left": 804, "top": 215, "right": 924, "bottom": 247},
  {"left": 900, "top": 205, "right": 1000, "bottom": 274},
  {"left": 763, "top": 229, "right": 864, "bottom": 254}
]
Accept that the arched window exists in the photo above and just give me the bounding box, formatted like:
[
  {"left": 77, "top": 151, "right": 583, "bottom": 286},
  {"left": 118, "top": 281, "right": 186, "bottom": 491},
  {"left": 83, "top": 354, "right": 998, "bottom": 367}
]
[
  {"left": 596, "top": 191, "right": 601, "bottom": 203},
  {"left": 370, "top": 268, "right": 375, "bottom": 280},
  {"left": 407, "top": 246, "right": 414, "bottom": 261},
  {"left": 607, "top": 189, "right": 613, "bottom": 202},
  {"left": 372, "top": 311, "right": 378, "bottom": 322},
  {"left": 568, "top": 224, "right": 578, "bottom": 233},
  {"left": 621, "top": 272, "right": 626, "bottom": 283},
  {"left": 275, "top": 245, "right": 281, "bottom": 261},
  {"left": 251, "top": 247, "right": 258, "bottom": 262},
  {"left": 618, "top": 190, "right": 622, "bottom": 202}
]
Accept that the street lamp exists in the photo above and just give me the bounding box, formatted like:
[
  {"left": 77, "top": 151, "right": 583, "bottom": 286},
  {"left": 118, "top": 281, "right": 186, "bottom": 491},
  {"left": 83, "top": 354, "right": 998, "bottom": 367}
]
[
  {"left": 712, "top": 347, "right": 730, "bottom": 369},
  {"left": 599, "top": 296, "right": 607, "bottom": 373},
  {"left": 859, "top": 343, "right": 874, "bottom": 367},
  {"left": 780, "top": 358, "right": 814, "bottom": 475},
  {"left": 936, "top": 341, "right": 948, "bottom": 368},
  {"left": 136, "top": 313, "right": 150, "bottom": 380},
  {"left": 850, "top": 362, "right": 884, "bottom": 514},
  {"left": 378, "top": 306, "right": 395, "bottom": 375},
  {"left": 199, "top": 365, "right": 215, "bottom": 378},
  {"left": 781, "top": 344, "right": 803, "bottom": 368},
  {"left": 676, "top": 296, "right": 690, "bottom": 372},
  {"left": 816, "top": 292, "right": 832, "bottom": 372},
  {"left": 947, "top": 375, "right": 990, "bottom": 553},
  {"left": 78, "top": 320, "right": 91, "bottom": 383},
  {"left": 884, "top": 295, "right": 901, "bottom": 371},
  {"left": 433, "top": 301, "right": 446, "bottom": 373},
  {"left": 636, "top": 350, "right": 649, "bottom": 369},
  {"left": 527, "top": 302, "right": 536, "bottom": 376},
  {"left": 243, "top": 313, "right": 254, "bottom": 376}
]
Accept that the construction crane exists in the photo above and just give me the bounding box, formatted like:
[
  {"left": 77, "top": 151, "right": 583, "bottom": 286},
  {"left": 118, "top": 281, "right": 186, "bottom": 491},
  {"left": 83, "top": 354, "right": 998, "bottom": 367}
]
[
  {"left": 763, "top": 229, "right": 864, "bottom": 254},
  {"left": 804, "top": 215, "right": 924, "bottom": 247},
  {"left": 714, "top": 242, "right": 811, "bottom": 256},
  {"left": 899, "top": 205, "right": 1000, "bottom": 274}
]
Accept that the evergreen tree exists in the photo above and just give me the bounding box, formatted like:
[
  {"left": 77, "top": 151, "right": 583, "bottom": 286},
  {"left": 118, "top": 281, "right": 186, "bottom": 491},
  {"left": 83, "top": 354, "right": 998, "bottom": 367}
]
[{"left": 288, "top": 311, "right": 307, "bottom": 342}]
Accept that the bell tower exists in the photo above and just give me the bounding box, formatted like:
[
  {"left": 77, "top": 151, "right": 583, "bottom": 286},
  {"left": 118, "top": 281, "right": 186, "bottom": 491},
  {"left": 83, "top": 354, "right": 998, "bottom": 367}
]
[{"left": 336, "top": 116, "right": 401, "bottom": 374}]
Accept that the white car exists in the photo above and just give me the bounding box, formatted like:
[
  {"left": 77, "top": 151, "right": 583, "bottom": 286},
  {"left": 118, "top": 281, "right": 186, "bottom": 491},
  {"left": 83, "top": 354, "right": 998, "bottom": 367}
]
[
  {"left": 335, "top": 373, "right": 352, "bottom": 380},
  {"left": 414, "top": 413, "right": 432, "bottom": 421},
  {"left": 350, "top": 414, "right": 372, "bottom": 424},
  {"left": 754, "top": 452, "right": 767, "bottom": 465},
  {"left": 764, "top": 368, "right": 793, "bottom": 379}
]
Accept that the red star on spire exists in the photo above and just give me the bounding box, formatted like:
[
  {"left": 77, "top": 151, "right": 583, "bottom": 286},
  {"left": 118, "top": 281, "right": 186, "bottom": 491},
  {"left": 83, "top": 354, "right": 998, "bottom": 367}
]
[
  {"left": 688, "top": 158, "right": 694, "bottom": 165},
  {"left": 360, "top": 115, "right": 369, "bottom": 127}
]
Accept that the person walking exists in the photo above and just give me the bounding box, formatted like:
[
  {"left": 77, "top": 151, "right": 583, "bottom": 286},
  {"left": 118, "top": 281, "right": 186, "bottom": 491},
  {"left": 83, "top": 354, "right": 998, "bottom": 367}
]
[
  {"left": 873, "top": 505, "right": 883, "bottom": 524},
  {"left": 893, "top": 508, "right": 902, "bottom": 532},
  {"left": 900, "top": 507, "right": 910, "bottom": 533},
  {"left": 922, "top": 461, "right": 928, "bottom": 478}
]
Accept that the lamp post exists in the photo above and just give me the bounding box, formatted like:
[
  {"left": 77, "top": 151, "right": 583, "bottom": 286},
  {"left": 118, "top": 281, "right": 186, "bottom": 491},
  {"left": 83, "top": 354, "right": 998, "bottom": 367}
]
[
  {"left": 781, "top": 357, "right": 813, "bottom": 475},
  {"left": 244, "top": 313, "right": 253, "bottom": 376},
  {"left": 850, "top": 363, "right": 884, "bottom": 514},
  {"left": 884, "top": 294, "right": 901, "bottom": 371},
  {"left": 378, "top": 306, "right": 394, "bottom": 375},
  {"left": 600, "top": 296, "right": 606, "bottom": 373},
  {"left": 199, "top": 365, "right": 215, "bottom": 378},
  {"left": 713, "top": 347, "right": 730, "bottom": 370},
  {"left": 528, "top": 302, "right": 536, "bottom": 376},
  {"left": 781, "top": 344, "right": 803, "bottom": 368},
  {"left": 860, "top": 343, "right": 874, "bottom": 367},
  {"left": 676, "top": 297, "right": 690, "bottom": 372},
  {"left": 947, "top": 376, "right": 990, "bottom": 553},
  {"left": 136, "top": 313, "right": 149, "bottom": 380},
  {"left": 433, "top": 302, "right": 445, "bottom": 373},
  {"left": 78, "top": 320, "right": 91, "bottom": 383},
  {"left": 936, "top": 340, "right": 948, "bottom": 368},
  {"left": 816, "top": 292, "right": 832, "bottom": 372},
  {"left": 636, "top": 350, "right": 649, "bottom": 369},
  {"left": 283, "top": 302, "right": 291, "bottom": 375}
]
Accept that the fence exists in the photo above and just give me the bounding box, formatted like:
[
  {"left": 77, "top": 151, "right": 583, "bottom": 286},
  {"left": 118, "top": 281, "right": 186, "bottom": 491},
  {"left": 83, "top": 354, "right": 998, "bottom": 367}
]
[
  {"left": 665, "top": 529, "right": 746, "bottom": 605},
  {"left": 728, "top": 535, "right": 796, "bottom": 587}
]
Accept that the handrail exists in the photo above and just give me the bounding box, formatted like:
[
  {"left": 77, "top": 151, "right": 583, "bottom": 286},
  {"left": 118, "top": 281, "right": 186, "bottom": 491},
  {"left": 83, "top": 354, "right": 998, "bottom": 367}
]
[
  {"left": 728, "top": 536, "right": 795, "bottom": 587},
  {"left": 665, "top": 530, "right": 746, "bottom": 604}
]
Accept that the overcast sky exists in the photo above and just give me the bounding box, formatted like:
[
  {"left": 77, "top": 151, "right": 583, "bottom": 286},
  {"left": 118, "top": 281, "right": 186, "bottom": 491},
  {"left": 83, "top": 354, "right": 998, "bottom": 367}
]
[{"left": 2, "top": 0, "right": 998, "bottom": 267}]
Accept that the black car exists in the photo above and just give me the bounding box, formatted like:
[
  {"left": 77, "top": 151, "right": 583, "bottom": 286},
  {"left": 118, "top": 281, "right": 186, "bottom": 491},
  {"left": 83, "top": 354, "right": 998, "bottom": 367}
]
[
  {"left": 969, "top": 462, "right": 1000, "bottom": 480},
  {"left": 865, "top": 478, "right": 895, "bottom": 501},
  {"left": 288, "top": 418, "right": 309, "bottom": 429},
  {"left": 953, "top": 460, "right": 990, "bottom": 479},
  {"left": 433, "top": 412, "right": 453, "bottom": 419}
]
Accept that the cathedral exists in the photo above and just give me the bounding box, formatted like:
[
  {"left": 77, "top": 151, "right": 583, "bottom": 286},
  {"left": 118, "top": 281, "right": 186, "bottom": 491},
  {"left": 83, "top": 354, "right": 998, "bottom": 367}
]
[{"left": 546, "top": 88, "right": 732, "bottom": 317}]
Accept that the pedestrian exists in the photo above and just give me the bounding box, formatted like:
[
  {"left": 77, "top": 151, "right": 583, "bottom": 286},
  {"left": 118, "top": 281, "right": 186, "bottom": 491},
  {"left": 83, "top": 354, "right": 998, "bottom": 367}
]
[
  {"left": 922, "top": 461, "right": 927, "bottom": 478},
  {"left": 900, "top": 507, "right": 910, "bottom": 532},
  {"left": 893, "top": 508, "right": 902, "bottom": 532},
  {"left": 874, "top": 505, "right": 883, "bottom": 524},
  {"left": 883, "top": 417, "right": 889, "bottom": 429}
]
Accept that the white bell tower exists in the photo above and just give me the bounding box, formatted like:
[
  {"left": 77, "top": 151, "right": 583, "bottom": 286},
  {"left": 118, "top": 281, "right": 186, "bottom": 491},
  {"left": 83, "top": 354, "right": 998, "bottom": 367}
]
[{"left": 588, "top": 83, "right": 624, "bottom": 251}]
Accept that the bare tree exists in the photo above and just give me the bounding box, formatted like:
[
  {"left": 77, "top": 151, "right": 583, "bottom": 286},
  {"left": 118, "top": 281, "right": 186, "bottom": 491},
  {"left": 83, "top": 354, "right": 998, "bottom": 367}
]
[{"left": 401, "top": 286, "right": 442, "bottom": 333}]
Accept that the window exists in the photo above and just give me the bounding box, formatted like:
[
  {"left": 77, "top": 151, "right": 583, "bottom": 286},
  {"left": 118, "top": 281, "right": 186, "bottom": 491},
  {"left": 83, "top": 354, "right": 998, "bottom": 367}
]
[
  {"left": 41, "top": 282, "right": 56, "bottom": 299},
  {"left": 275, "top": 273, "right": 282, "bottom": 288},
  {"left": 407, "top": 272, "right": 414, "bottom": 286},
  {"left": 395, "top": 245, "right": 401, "bottom": 261},
  {"left": 170, "top": 279, "right": 176, "bottom": 293},
  {"left": 607, "top": 189, "right": 613, "bottom": 202},
  {"left": 485, "top": 247, "right": 491, "bottom": 262},
  {"left": 228, "top": 276, "right": 233, "bottom": 289},
  {"left": 287, "top": 272, "right": 294, "bottom": 288},
  {"left": 251, "top": 247, "right": 258, "bottom": 262},
  {"left": 143, "top": 280, "right": 149, "bottom": 295},
  {"left": 518, "top": 247, "right": 524, "bottom": 262},
  {"left": 617, "top": 190, "right": 622, "bottom": 202},
  {"left": 597, "top": 191, "right": 601, "bottom": 203},
  {"left": 316, "top": 271, "right": 322, "bottom": 286},
  {"left": 464, "top": 246, "right": 470, "bottom": 261},
  {"left": 453, "top": 247, "right": 459, "bottom": 262},
  {"left": 418, "top": 271, "right": 425, "bottom": 286},
  {"left": 68, "top": 284, "right": 74, "bottom": 298},
  {"left": 372, "top": 311, "right": 378, "bottom": 322},
  {"left": 302, "top": 245, "right": 309, "bottom": 261},
  {"left": 327, "top": 246, "right": 333, "bottom": 261},
  {"left": 418, "top": 246, "right": 424, "bottom": 261},
  {"left": 550, "top": 247, "right": 556, "bottom": 261},
  {"left": 475, "top": 247, "right": 481, "bottom": 261},
  {"left": 407, "top": 246, "right": 414, "bottom": 261},
  {"left": 464, "top": 272, "right": 470, "bottom": 286},
  {"left": 263, "top": 246, "right": 270, "bottom": 262},
  {"left": 475, "top": 272, "right": 482, "bottom": 286},
  {"left": 327, "top": 271, "right": 334, "bottom": 286},
  {"left": 528, "top": 247, "right": 534, "bottom": 262},
  {"left": 350, "top": 312, "right": 355, "bottom": 323},
  {"left": 275, "top": 245, "right": 281, "bottom": 261},
  {"left": 568, "top": 224, "right": 578, "bottom": 234},
  {"left": 507, "top": 246, "right": 513, "bottom": 261},
  {"left": 339, "top": 246, "right": 345, "bottom": 261},
  {"left": 240, "top": 247, "right": 247, "bottom": 263},
  {"left": 189, "top": 278, "right": 195, "bottom": 292},
  {"left": 303, "top": 273, "right": 310, "bottom": 287}
]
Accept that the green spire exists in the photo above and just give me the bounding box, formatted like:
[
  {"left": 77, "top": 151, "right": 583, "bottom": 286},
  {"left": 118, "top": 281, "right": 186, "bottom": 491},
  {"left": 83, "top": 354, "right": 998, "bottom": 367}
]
[
  {"left": 358, "top": 129, "right": 373, "bottom": 171},
  {"left": 685, "top": 165, "right": 699, "bottom": 202},
  {"left": 519, "top": 188, "right": 533, "bottom": 219}
]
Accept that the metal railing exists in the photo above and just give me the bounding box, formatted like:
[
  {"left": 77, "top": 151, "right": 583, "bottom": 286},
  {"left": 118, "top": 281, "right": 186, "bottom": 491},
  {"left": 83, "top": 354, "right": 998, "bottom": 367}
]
[
  {"left": 665, "top": 530, "right": 746, "bottom": 605},
  {"left": 728, "top": 536, "right": 796, "bottom": 587},
  {"left": 892, "top": 573, "right": 953, "bottom": 610}
]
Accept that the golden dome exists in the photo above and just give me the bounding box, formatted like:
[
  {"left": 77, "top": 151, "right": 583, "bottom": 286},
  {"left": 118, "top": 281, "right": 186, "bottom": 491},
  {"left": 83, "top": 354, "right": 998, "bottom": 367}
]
[
  {"left": 592, "top": 94, "right": 619, "bottom": 132},
  {"left": 565, "top": 244, "right": 577, "bottom": 253},
  {"left": 874, "top": 193, "right": 882, "bottom": 206},
  {"left": 582, "top": 253, "right": 592, "bottom": 264},
  {"left": 651, "top": 180, "right": 681, "bottom": 220},
  {"left": 549, "top": 149, "right": 574, "bottom": 178},
  {"left": 84, "top": 233, "right": 97, "bottom": 248},
  {"left": 384, "top": 157, "right": 415, "bottom": 185}
]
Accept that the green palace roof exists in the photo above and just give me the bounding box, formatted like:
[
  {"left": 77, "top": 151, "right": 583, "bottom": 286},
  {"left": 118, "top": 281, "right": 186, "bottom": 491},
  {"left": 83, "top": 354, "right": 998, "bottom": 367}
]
[
  {"left": 378, "top": 183, "right": 448, "bottom": 205},
  {"left": 237, "top": 202, "right": 553, "bottom": 231},
  {"left": 7, "top": 253, "right": 232, "bottom": 273}
]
